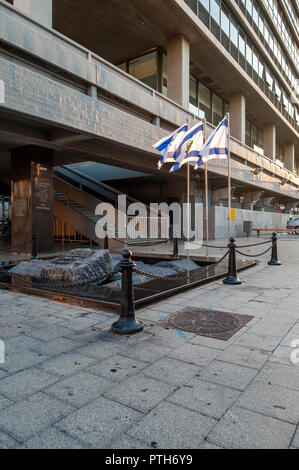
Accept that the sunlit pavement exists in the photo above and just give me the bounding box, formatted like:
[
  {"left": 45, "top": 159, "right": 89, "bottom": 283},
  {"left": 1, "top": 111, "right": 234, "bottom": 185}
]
[{"left": 0, "top": 234, "right": 298, "bottom": 449}]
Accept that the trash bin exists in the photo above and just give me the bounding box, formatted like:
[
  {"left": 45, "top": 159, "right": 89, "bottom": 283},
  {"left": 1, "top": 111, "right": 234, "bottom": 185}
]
[{"left": 243, "top": 220, "right": 253, "bottom": 237}]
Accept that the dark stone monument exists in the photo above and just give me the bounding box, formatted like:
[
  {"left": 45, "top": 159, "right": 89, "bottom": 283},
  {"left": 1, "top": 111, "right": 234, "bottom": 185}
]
[
  {"left": 9, "top": 248, "right": 113, "bottom": 285},
  {"left": 11, "top": 146, "right": 54, "bottom": 254}
]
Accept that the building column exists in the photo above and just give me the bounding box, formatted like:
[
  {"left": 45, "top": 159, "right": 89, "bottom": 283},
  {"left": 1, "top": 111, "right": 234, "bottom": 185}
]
[
  {"left": 13, "top": 0, "right": 52, "bottom": 28},
  {"left": 263, "top": 124, "right": 276, "bottom": 161},
  {"left": 11, "top": 146, "right": 54, "bottom": 254},
  {"left": 167, "top": 35, "right": 190, "bottom": 108},
  {"left": 229, "top": 93, "right": 246, "bottom": 144},
  {"left": 284, "top": 143, "right": 295, "bottom": 172}
]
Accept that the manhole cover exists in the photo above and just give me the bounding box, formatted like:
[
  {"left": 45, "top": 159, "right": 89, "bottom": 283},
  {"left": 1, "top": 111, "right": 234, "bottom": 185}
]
[{"left": 159, "top": 307, "right": 253, "bottom": 340}]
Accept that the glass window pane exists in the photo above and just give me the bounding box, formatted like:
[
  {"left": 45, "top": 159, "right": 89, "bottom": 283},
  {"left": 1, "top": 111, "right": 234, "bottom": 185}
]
[
  {"left": 239, "top": 30, "right": 245, "bottom": 56},
  {"left": 246, "top": 0, "right": 252, "bottom": 15},
  {"left": 189, "top": 75, "right": 197, "bottom": 107},
  {"left": 258, "top": 13, "right": 264, "bottom": 34},
  {"left": 210, "top": 0, "right": 220, "bottom": 23},
  {"left": 252, "top": 2, "right": 258, "bottom": 25},
  {"left": 246, "top": 39, "right": 252, "bottom": 65},
  {"left": 221, "top": 4, "right": 230, "bottom": 36},
  {"left": 230, "top": 15, "right": 238, "bottom": 46},
  {"left": 129, "top": 52, "right": 157, "bottom": 89},
  {"left": 252, "top": 49, "right": 258, "bottom": 73},
  {"left": 199, "top": 0, "right": 209, "bottom": 10},
  {"left": 212, "top": 94, "right": 223, "bottom": 126},
  {"left": 198, "top": 82, "right": 212, "bottom": 122}
]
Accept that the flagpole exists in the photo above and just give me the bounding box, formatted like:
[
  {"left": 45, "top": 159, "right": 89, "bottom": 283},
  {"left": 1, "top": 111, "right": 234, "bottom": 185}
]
[
  {"left": 227, "top": 112, "right": 231, "bottom": 241},
  {"left": 187, "top": 161, "right": 190, "bottom": 261},
  {"left": 203, "top": 119, "right": 209, "bottom": 257}
]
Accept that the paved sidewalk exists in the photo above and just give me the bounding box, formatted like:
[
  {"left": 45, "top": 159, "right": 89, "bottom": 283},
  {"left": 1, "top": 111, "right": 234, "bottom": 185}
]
[{"left": 0, "top": 236, "right": 298, "bottom": 449}]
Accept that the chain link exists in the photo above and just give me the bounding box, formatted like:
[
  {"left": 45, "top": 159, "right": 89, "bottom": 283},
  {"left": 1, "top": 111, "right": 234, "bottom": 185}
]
[
  {"left": 235, "top": 242, "right": 275, "bottom": 258},
  {"left": 0, "top": 240, "right": 32, "bottom": 252}
]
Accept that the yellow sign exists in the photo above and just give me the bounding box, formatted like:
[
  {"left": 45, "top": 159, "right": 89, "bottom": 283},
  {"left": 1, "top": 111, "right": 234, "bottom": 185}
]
[
  {"left": 265, "top": 225, "right": 268, "bottom": 229},
  {"left": 230, "top": 208, "right": 235, "bottom": 221}
]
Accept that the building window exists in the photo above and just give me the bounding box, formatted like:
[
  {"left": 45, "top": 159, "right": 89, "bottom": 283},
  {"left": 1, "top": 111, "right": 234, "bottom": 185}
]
[
  {"left": 246, "top": 119, "right": 264, "bottom": 151},
  {"left": 129, "top": 52, "right": 157, "bottom": 90}
]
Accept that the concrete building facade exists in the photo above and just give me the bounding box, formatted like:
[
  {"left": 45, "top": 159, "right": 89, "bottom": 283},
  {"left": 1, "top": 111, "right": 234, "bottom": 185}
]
[{"left": 0, "top": 0, "right": 298, "bottom": 246}]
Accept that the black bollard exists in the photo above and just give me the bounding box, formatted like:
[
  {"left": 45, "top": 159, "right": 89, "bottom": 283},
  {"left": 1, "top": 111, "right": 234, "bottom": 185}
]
[
  {"left": 104, "top": 235, "right": 109, "bottom": 250},
  {"left": 173, "top": 237, "right": 179, "bottom": 257},
  {"left": 111, "top": 250, "right": 143, "bottom": 335},
  {"left": 32, "top": 233, "right": 38, "bottom": 259},
  {"left": 223, "top": 237, "right": 242, "bottom": 285},
  {"left": 268, "top": 232, "right": 281, "bottom": 266}
]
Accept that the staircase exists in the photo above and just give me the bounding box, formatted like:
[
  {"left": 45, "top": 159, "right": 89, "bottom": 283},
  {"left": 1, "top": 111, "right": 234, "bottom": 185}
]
[{"left": 53, "top": 166, "right": 169, "bottom": 248}]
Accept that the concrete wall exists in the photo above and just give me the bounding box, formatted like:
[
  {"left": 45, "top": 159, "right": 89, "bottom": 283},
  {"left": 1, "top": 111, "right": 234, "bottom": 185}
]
[
  {"left": 13, "top": 0, "right": 52, "bottom": 28},
  {"left": 210, "top": 206, "right": 290, "bottom": 239}
]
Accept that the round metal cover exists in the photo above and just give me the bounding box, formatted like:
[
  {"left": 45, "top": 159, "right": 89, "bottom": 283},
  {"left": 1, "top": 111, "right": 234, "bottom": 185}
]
[{"left": 159, "top": 307, "right": 253, "bottom": 340}]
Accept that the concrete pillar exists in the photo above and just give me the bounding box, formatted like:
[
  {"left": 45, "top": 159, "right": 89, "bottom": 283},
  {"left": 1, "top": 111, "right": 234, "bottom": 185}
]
[
  {"left": 284, "top": 143, "right": 295, "bottom": 172},
  {"left": 87, "top": 85, "right": 97, "bottom": 99},
  {"left": 263, "top": 124, "right": 276, "bottom": 161},
  {"left": 13, "top": 0, "right": 52, "bottom": 28},
  {"left": 11, "top": 146, "right": 54, "bottom": 254},
  {"left": 167, "top": 35, "right": 190, "bottom": 108},
  {"left": 230, "top": 93, "right": 246, "bottom": 144}
]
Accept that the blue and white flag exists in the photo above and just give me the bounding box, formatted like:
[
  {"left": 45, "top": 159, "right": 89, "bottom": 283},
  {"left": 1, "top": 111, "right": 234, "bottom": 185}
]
[
  {"left": 153, "top": 124, "right": 188, "bottom": 169},
  {"left": 169, "top": 122, "right": 204, "bottom": 172},
  {"left": 195, "top": 116, "right": 228, "bottom": 169}
]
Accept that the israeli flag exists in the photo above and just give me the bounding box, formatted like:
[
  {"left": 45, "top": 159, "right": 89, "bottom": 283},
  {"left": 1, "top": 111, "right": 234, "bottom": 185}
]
[
  {"left": 195, "top": 116, "right": 228, "bottom": 169},
  {"left": 153, "top": 124, "right": 188, "bottom": 169},
  {"left": 169, "top": 122, "right": 204, "bottom": 173}
]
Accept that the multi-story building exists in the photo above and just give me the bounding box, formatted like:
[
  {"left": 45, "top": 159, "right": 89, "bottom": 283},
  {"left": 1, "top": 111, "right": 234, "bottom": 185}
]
[{"left": 0, "top": 0, "right": 298, "bottom": 250}]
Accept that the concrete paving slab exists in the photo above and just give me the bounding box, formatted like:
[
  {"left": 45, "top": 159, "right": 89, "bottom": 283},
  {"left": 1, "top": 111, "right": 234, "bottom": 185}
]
[
  {"left": 168, "top": 378, "right": 240, "bottom": 419},
  {"left": 128, "top": 401, "right": 216, "bottom": 449},
  {"left": 236, "top": 381, "right": 299, "bottom": 424},
  {"left": 0, "top": 392, "right": 74, "bottom": 442},
  {"left": 88, "top": 354, "right": 148, "bottom": 382},
  {"left": 198, "top": 360, "right": 258, "bottom": 391},
  {"left": 19, "top": 427, "right": 89, "bottom": 449},
  {"left": 0, "top": 429, "right": 18, "bottom": 449},
  {"left": 57, "top": 396, "right": 142, "bottom": 448},
  {"left": 0, "top": 350, "right": 48, "bottom": 374},
  {"left": 168, "top": 343, "right": 219, "bottom": 366},
  {"left": 218, "top": 345, "right": 270, "bottom": 369},
  {"left": 104, "top": 373, "right": 176, "bottom": 413},
  {"left": 31, "top": 337, "right": 78, "bottom": 357},
  {"left": 38, "top": 352, "right": 97, "bottom": 377},
  {"left": 253, "top": 362, "right": 299, "bottom": 391},
  {"left": 0, "top": 367, "right": 60, "bottom": 402},
  {"left": 108, "top": 435, "right": 152, "bottom": 449},
  {"left": 45, "top": 371, "right": 113, "bottom": 407},
  {"left": 142, "top": 357, "right": 199, "bottom": 385},
  {"left": 207, "top": 406, "right": 295, "bottom": 449}
]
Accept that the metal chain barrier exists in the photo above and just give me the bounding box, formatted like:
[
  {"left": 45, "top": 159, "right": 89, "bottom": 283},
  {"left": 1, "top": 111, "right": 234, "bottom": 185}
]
[
  {"left": 134, "top": 249, "right": 230, "bottom": 282},
  {"left": 236, "top": 242, "right": 275, "bottom": 258},
  {"left": 0, "top": 240, "right": 32, "bottom": 252},
  {"left": 201, "top": 239, "right": 272, "bottom": 249}
]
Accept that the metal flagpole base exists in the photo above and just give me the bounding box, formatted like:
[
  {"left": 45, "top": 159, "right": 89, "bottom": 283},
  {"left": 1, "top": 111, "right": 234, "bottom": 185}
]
[
  {"left": 223, "top": 276, "right": 242, "bottom": 285},
  {"left": 268, "top": 259, "right": 281, "bottom": 266},
  {"left": 111, "top": 317, "right": 144, "bottom": 335}
]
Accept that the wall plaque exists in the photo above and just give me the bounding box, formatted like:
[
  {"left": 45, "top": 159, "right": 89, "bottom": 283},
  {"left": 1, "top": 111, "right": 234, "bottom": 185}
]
[{"left": 14, "top": 198, "right": 28, "bottom": 217}]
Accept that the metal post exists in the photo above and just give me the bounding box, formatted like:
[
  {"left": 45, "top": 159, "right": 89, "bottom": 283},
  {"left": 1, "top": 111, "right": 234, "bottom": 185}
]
[
  {"left": 268, "top": 232, "right": 281, "bottom": 266},
  {"left": 104, "top": 235, "right": 109, "bottom": 250},
  {"left": 111, "top": 250, "right": 144, "bottom": 335},
  {"left": 223, "top": 237, "right": 242, "bottom": 285},
  {"left": 173, "top": 235, "right": 179, "bottom": 257},
  {"left": 226, "top": 112, "right": 231, "bottom": 241},
  {"left": 32, "top": 233, "right": 38, "bottom": 259}
]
